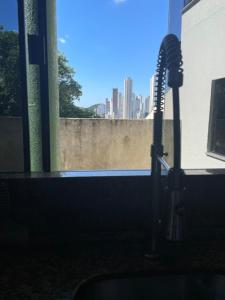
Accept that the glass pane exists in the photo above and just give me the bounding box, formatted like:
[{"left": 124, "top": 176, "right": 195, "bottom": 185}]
[
  {"left": 214, "top": 120, "right": 225, "bottom": 156},
  {"left": 209, "top": 79, "right": 225, "bottom": 157},
  {"left": 216, "top": 80, "right": 225, "bottom": 119},
  {"left": 0, "top": 0, "right": 24, "bottom": 172},
  {"left": 56, "top": 0, "right": 168, "bottom": 171}
]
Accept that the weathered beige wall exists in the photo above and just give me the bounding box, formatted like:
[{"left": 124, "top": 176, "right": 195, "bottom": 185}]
[
  {"left": 0, "top": 117, "right": 173, "bottom": 171},
  {"left": 60, "top": 118, "right": 173, "bottom": 170},
  {"left": 60, "top": 118, "right": 153, "bottom": 170}
]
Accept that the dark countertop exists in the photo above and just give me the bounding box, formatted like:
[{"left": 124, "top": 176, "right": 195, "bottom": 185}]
[{"left": 1, "top": 240, "right": 225, "bottom": 300}]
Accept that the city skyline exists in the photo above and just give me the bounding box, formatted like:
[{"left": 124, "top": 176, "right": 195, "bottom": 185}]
[{"left": 93, "top": 76, "right": 152, "bottom": 120}]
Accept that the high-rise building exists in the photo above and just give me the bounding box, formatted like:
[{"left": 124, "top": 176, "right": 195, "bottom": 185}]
[
  {"left": 135, "top": 96, "right": 141, "bottom": 119},
  {"left": 123, "top": 77, "right": 133, "bottom": 119},
  {"left": 131, "top": 93, "right": 136, "bottom": 119},
  {"left": 105, "top": 98, "right": 110, "bottom": 114},
  {"left": 112, "top": 88, "right": 118, "bottom": 119},
  {"left": 110, "top": 98, "right": 113, "bottom": 116},
  {"left": 95, "top": 103, "right": 106, "bottom": 118},
  {"left": 135, "top": 95, "right": 144, "bottom": 119},
  {"left": 118, "top": 92, "right": 123, "bottom": 119},
  {"left": 105, "top": 98, "right": 111, "bottom": 118},
  {"left": 145, "top": 96, "right": 150, "bottom": 116},
  {"left": 140, "top": 100, "right": 144, "bottom": 119},
  {"left": 150, "top": 74, "right": 156, "bottom": 112}
]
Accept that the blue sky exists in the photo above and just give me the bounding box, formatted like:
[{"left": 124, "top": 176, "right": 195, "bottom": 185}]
[
  {"left": 57, "top": 0, "right": 169, "bottom": 107},
  {"left": 0, "top": 0, "right": 169, "bottom": 108},
  {"left": 0, "top": 0, "right": 18, "bottom": 30}
]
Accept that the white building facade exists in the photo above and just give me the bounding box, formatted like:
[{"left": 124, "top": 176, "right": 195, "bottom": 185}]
[{"left": 165, "top": 0, "right": 225, "bottom": 169}]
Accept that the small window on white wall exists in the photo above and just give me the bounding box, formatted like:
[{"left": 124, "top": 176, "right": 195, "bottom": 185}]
[{"left": 207, "top": 78, "right": 225, "bottom": 161}]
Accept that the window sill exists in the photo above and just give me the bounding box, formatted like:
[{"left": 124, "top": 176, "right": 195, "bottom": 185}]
[
  {"left": 2, "top": 168, "right": 225, "bottom": 180},
  {"left": 182, "top": 0, "right": 201, "bottom": 14},
  {"left": 206, "top": 152, "right": 225, "bottom": 162},
  {"left": 0, "top": 169, "right": 152, "bottom": 179}
]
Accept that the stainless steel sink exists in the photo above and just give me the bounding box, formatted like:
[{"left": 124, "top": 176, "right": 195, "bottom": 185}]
[{"left": 74, "top": 271, "right": 225, "bottom": 300}]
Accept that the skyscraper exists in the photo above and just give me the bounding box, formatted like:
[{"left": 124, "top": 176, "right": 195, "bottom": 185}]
[
  {"left": 118, "top": 92, "right": 123, "bottom": 119},
  {"left": 150, "top": 74, "right": 156, "bottom": 112},
  {"left": 131, "top": 93, "right": 136, "bottom": 119},
  {"left": 105, "top": 98, "right": 110, "bottom": 114},
  {"left": 95, "top": 103, "right": 106, "bottom": 118},
  {"left": 112, "top": 88, "right": 118, "bottom": 119},
  {"left": 135, "top": 95, "right": 144, "bottom": 119},
  {"left": 145, "top": 96, "right": 150, "bottom": 116},
  {"left": 123, "top": 77, "right": 133, "bottom": 119},
  {"left": 135, "top": 96, "right": 141, "bottom": 119}
]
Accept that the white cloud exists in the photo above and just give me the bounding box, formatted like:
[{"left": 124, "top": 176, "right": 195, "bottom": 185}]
[
  {"left": 59, "top": 38, "right": 66, "bottom": 44},
  {"left": 114, "top": 0, "right": 127, "bottom": 4}
]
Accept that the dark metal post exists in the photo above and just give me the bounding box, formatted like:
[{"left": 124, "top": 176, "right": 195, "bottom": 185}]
[
  {"left": 151, "top": 110, "right": 163, "bottom": 253},
  {"left": 172, "top": 86, "right": 181, "bottom": 172},
  {"left": 38, "top": 0, "right": 51, "bottom": 172},
  {"left": 166, "top": 85, "right": 185, "bottom": 242}
]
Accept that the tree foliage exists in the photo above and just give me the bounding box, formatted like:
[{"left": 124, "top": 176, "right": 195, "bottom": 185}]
[
  {"left": 0, "top": 26, "right": 98, "bottom": 118},
  {"left": 0, "top": 26, "right": 21, "bottom": 116},
  {"left": 58, "top": 54, "right": 98, "bottom": 118}
]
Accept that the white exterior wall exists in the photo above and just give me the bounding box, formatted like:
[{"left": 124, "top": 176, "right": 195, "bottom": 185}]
[{"left": 166, "top": 0, "right": 225, "bottom": 169}]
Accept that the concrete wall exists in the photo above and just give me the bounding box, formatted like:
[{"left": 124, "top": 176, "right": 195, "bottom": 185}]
[
  {"left": 60, "top": 118, "right": 153, "bottom": 170},
  {"left": 165, "top": 0, "right": 225, "bottom": 169},
  {"left": 0, "top": 117, "right": 173, "bottom": 171}
]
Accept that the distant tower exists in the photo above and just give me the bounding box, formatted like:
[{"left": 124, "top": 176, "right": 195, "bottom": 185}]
[
  {"left": 150, "top": 74, "right": 157, "bottom": 112},
  {"left": 136, "top": 95, "right": 143, "bottom": 119},
  {"left": 123, "top": 77, "right": 133, "bottom": 119},
  {"left": 108, "top": 98, "right": 113, "bottom": 118},
  {"left": 145, "top": 96, "right": 150, "bottom": 116},
  {"left": 131, "top": 93, "right": 136, "bottom": 119},
  {"left": 105, "top": 98, "right": 110, "bottom": 114},
  {"left": 96, "top": 103, "right": 106, "bottom": 118},
  {"left": 118, "top": 92, "right": 123, "bottom": 119},
  {"left": 105, "top": 98, "right": 111, "bottom": 118},
  {"left": 112, "top": 88, "right": 119, "bottom": 119}
]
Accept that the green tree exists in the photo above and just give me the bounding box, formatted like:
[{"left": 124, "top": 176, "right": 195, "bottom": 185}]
[
  {"left": 58, "top": 53, "right": 99, "bottom": 118},
  {"left": 58, "top": 53, "right": 82, "bottom": 116},
  {"left": 0, "top": 26, "right": 21, "bottom": 116},
  {"left": 0, "top": 26, "right": 98, "bottom": 118}
]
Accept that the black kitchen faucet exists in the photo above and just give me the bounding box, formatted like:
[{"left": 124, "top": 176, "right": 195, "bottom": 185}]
[{"left": 151, "top": 34, "right": 185, "bottom": 254}]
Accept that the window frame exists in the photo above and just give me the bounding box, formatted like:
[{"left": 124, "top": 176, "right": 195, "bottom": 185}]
[{"left": 207, "top": 78, "right": 225, "bottom": 162}]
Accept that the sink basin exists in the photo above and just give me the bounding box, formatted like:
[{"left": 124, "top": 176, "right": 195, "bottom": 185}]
[{"left": 74, "top": 271, "right": 225, "bottom": 300}]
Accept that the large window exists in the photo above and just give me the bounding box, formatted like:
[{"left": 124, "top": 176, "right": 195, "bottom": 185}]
[
  {"left": 0, "top": 0, "right": 24, "bottom": 172},
  {"left": 208, "top": 78, "right": 225, "bottom": 160},
  {"left": 56, "top": 0, "right": 170, "bottom": 171}
]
